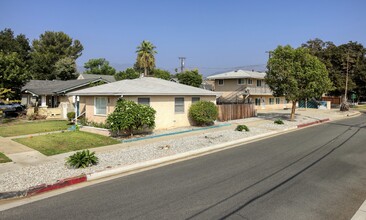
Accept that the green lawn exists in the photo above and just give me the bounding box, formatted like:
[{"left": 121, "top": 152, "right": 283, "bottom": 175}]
[
  {"left": 0, "top": 152, "right": 12, "bottom": 163},
  {"left": 14, "top": 131, "right": 120, "bottom": 156},
  {"left": 0, "top": 120, "right": 70, "bottom": 137},
  {"left": 353, "top": 105, "right": 366, "bottom": 111}
]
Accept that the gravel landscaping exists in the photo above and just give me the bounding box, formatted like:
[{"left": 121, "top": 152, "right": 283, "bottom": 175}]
[{"left": 0, "top": 110, "right": 358, "bottom": 192}]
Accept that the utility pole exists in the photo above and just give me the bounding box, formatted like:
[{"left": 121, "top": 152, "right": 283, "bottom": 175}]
[
  {"left": 265, "top": 51, "right": 273, "bottom": 72},
  {"left": 344, "top": 53, "right": 349, "bottom": 102},
  {"left": 265, "top": 51, "right": 273, "bottom": 59},
  {"left": 178, "top": 57, "right": 186, "bottom": 73}
]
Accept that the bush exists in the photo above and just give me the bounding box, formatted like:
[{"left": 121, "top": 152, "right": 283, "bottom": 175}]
[
  {"left": 106, "top": 99, "right": 156, "bottom": 136},
  {"left": 66, "top": 150, "right": 98, "bottom": 169},
  {"left": 67, "top": 112, "right": 75, "bottom": 121},
  {"left": 235, "top": 125, "right": 249, "bottom": 132},
  {"left": 189, "top": 101, "right": 218, "bottom": 126},
  {"left": 274, "top": 119, "right": 284, "bottom": 124},
  {"left": 27, "top": 113, "right": 47, "bottom": 120}
]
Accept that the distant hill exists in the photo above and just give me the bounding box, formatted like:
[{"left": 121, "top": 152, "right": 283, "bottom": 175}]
[{"left": 77, "top": 63, "right": 134, "bottom": 73}]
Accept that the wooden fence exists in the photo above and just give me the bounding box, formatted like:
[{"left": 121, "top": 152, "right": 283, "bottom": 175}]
[
  {"left": 217, "top": 103, "right": 256, "bottom": 121},
  {"left": 321, "top": 96, "right": 342, "bottom": 105}
]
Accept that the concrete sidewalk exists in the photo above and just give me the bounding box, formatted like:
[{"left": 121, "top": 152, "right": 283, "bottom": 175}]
[{"left": 0, "top": 137, "right": 52, "bottom": 173}]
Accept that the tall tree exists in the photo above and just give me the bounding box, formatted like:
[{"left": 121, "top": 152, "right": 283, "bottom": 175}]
[
  {"left": 30, "top": 31, "right": 83, "bottom": 80},
  {"left": 0, "top": 28, "right": 31, "bottom": 62},
  {"left": 0, "top": 28, "right": 31, "bottom": 99},
  {"left": 302, "top": 39, "right": 366, "bottom": 100},
  {"left": 265, "top": 45, "right": 332, "bottom": 120},
  {"left": 0, "top": 52, "right": 29, "bottom": 99},
  {"left": 135, "top": 40, "right": 157, "bottom": 76},
  {"left": 114, "top": 68, "right": 140, "bottom": 81},
  {"left": 54, "top": 57, "right": 77, "bottom": 80},
  {"left": 84, "top": 58, "right": 116, "bottom": 75},
  {"left": 176, "top": 69, "right": 203, "bottom": 87}
]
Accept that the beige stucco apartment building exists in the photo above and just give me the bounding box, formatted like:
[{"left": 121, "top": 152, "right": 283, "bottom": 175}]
[
  {"left": 207, "top": 70, "right": 288, "bottom": 110},
  {"left": 68, "top": 77, "right": 220, "bottom": 130}
]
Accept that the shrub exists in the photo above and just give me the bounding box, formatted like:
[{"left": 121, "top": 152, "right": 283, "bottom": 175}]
[
  {"left": 66, "top": 150, "right": 98, "bottom": 169},
  {"left": 235, "top": 125, "right": 249, "bottom": 132},
  {"left": 106, "top": 99, "right": 156, "bottom": 136},
  {"left": 189, "top": 101, "right": 218, "bottom": 126},
  {"left": 27, "top": 113, "right": 47, "bottom": 120},
  {"left": 67, "top": 112, "right": 75, "bottom": 121},
  {"left": 274, "top": 119, "right": 284, "bottom": 124}
]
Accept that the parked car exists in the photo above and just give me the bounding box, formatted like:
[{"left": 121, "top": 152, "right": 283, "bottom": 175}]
[{"left": 0, "top": 102, "right": 25, "bottom": 117}]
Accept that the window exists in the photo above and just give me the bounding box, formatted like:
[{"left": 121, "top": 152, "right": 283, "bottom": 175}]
[
  {"left": 138, "top": 97, "right": 150, "bottom": 106},
  {"left": 95, "top": 97, "right": 107, "bottom": 115},
  {"left": 275, "top": 97, "right": 280, "bottom": 104},
  {"left": 257, "top": 80, "right": 262, "bottom": 87},
  {"left": 255, "top": 98, "right": 261, "bottom": 106},
  {"left": 192, "top": 97, "right": 200, "bottom": 103},
  {"left": 269, "top": 98, "right": 274, "bottom": 105},
  {"left": 175, "top": 97, "right": 184, "bottom": 113},
  {"left": 238, "top": 79, "right": 245, "bottom": 85},
  {"left": 218, "top": 79, "right": 224, "bottom": 85},
  {"left": 247, "top": 79, "right": 253, "bottom": 85}
]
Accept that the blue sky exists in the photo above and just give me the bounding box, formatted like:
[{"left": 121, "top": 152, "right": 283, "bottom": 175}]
[{"left": 1, "top": 0, "right": 365, "bottom": 75}]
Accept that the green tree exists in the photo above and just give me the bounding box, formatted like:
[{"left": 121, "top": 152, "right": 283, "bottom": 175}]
[
  {"left": 0, "top": 28, "right": 31, "bottom": 62},
  {"left": 152, "top": 68, "right": 171, "bottom": 80},
  {"left": 302, "top": 39, "right": 366, "bottom": 100},
  {"left": 0, "top": 28, "right": 31, "bottom": 99},
  {"left": 106, "top": 99, "right": 156, "bottom": 136},
  {"left": 265, "top": 45, "right": 332, "bottom": 120},
  {"left": 54, "top": 57, "right": 77, "bottom": 80},
  {"left": 135, "top": 40, "right": 157, "bottom": 76},
  {"left": 114, "top": 68, "right": 139, "bottom": 81},
  {"left": 84, "top": 58, "right": 116, "bottom": 75},
  {"left": 30, "top": 31, "right": 83, "bottom": 80},
  {"left": 0, "top": 88, "right": 14, "bottom": 100},
  {"left": 177, "top": 69, "right": 203, "bottom": 87},
  {"left": 0, "top": 52, "right": 30, "bottom": 99}
]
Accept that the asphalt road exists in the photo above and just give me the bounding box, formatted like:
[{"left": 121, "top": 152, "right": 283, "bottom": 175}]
[{"left": 1, "top": 115, "right": 366, "bottom": 220}]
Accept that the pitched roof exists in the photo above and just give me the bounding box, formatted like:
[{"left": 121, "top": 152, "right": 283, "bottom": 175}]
[
  {"left": 207, "top": 70, "right": 266, "bottom": 80},
  {"left": 22, "top": 78, "right": 106, "bottom": 96},
  {"left": 78, "top": 73, "right": 116, "bottom": 82},
  {"left": 68, "top": 77, "right": 220, "bottom": 96}
]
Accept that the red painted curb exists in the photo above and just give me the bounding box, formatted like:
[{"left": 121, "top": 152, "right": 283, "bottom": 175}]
[
  {"left": 26, "top": 175, "right": 87, "bottom": 197},
  {"left": 297, "top": 118, "right": 330, "bottom": 128},
  {"left": 319, "top": 118, "right": 330, "bottom": 123}
]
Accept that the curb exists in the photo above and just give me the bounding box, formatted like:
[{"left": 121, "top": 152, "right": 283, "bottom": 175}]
[
  {"left": 0, "top": 116, "right": 352, "bottom": 200},
  {"left": 87, "top": 129, "right": 287, "bottom": 181},
  {"left": 27, "top": 175, "right": 87, "bottom": 197},
  {"left": 0, "top": 175, "right": 86, "bottom": 200},
  {"left": 351, "top": 200, "right": 366, "bottom": 220},
  {"left": 297, "top": 118, "right": 330, "bottom": 128}
]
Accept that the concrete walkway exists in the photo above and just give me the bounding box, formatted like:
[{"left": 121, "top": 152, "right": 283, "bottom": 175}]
[{"left": 0, "top": 137, "right": 52, "bottom": 173}]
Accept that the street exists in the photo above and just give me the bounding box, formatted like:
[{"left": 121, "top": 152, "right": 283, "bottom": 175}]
[{"left": 1, "top": 115, "right": 366, "bottom": 220}]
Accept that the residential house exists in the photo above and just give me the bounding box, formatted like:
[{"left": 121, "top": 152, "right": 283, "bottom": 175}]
[
  {"left": 68, "top": 77, "right": 220, "bottom": 130},
  {"left": 21, "top": 78, "right": 108, "bottom": 119},
  {"left": 207, "top": 70, "right": 288, "bottom": 110}
]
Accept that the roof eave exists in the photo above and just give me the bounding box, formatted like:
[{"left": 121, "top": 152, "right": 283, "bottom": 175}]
[{"left": 55, "top": 79, "right": 109, "bottom": 94}]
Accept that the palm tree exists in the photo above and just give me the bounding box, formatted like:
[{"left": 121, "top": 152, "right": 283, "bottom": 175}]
[{"left": 136, "top": 40, "right": 157, "bottom": 76}]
